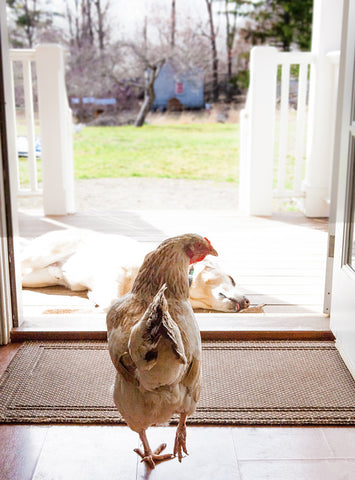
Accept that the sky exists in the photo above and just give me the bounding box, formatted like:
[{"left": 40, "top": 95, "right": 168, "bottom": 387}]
[
  {"left": 51, "top": 0, "right": 226, "bottom": 42},
  {"left": 114, "top": 0, "right": 210, "bottom": 29}
]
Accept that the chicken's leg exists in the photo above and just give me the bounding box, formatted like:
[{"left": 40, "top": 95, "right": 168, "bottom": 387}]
[
  {"left": 134, "top": 430, "right": 174, "bottom": 469},
  {"left": 174, "top": 413, "right": 188, "bottom": 462}
]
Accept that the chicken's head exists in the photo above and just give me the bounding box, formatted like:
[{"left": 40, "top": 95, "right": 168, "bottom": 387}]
[{"left": 183, "top": 234, "right": 218, "bottom": 265}]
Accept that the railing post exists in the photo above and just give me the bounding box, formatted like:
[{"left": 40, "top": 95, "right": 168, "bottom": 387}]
[
  {"left": 239, "top": 46, "right": 277, "bottom": 216},
  {"left": 35, "top": 44, "right": 75, "bottom": 215},
  {"left": 302, "top": 0, "right": 343, "bottom": 217}
]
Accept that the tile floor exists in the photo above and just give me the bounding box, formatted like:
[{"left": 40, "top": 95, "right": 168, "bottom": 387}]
[{"left": 1, "top": 424, "right": 355, "bottom": 480}]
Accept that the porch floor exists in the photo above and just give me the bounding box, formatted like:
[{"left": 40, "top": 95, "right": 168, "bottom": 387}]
[{"left": 17, "top": 206, "right": 330, "bottom": 338}]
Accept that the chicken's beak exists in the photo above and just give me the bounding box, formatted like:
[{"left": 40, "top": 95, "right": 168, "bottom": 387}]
[{"left": 203, "top": 237, "right": 218, "bottom": 257}]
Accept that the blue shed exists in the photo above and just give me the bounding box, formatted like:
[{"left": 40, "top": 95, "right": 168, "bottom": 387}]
[{"left": 153, "top": 62, "right": 204, "bottom": 111}]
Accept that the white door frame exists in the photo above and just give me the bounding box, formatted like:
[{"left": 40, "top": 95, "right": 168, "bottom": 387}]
[
  {"left": 0, "top": 143, "right": 14, "bottom": 344},
  {"left": 0, "top": 0, "right": 22, "bottom": 344},
  {"left": 329, "top": 0, "right": 355, "bottom": 377}
]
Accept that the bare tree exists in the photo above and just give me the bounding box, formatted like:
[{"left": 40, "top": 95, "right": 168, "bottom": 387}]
[
  {"left": 66, "top": 0, "right": 91, "bottom": 49},
  {"left": 224, "top": 0, "right": 237, "bottom": 81},
  {"left": 64, "top": 0, "right": 116, "bottom": 122},
  {"left": 65, "top": 0, "right": 110, "bottom": 51},
  {"left": 82, "top": 0, "right": 94, "bottom": 45},
  {"left": 107, "top": 9, "right": 176, "bottom": 127},
  {"left": 171, "top": 0, "right": 176, "bottom": 48},
  {"left": 110, "top": 35, "right": 170, "bottom": 127},
  {"left": 135, "top": 61, "right": 166, "bottom": 127},
  {"left": 174, "top": 20, "right": 211, "bottom": 72},
  {"left": 95, "top": 0, "right": 110, "bottom": 50},
  {"left": 205, "top": 0, "right": 219, "bottom": 102}
]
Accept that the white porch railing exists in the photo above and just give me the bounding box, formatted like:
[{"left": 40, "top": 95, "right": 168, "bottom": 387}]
[
  {"left": 10, "top": 48, "right": 39, "bottom": 195},
  {"left": 9, "top": 45, "right": 75, "bottom": 215},
  {"left": 274, "top": 52, "right": 313, "bottom": 200},
  {"left": 239, "top": 46, "right": 340, "bottom": 217}
]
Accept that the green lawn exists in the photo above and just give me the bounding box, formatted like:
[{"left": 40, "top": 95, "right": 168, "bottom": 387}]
[
  {"left": 18, "top": 120, "right": 303, "bottom": 194},
  {"left": 73, "top": 124, "right": 240, "bottom": 183}
]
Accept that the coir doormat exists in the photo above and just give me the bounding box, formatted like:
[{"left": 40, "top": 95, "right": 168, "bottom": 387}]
[{"left": 1, "top": 340, "right": 355, "bottom": 425}]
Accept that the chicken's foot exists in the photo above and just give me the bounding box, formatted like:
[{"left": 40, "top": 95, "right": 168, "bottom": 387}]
[
  {"left": 173, "top": 413, "right": 188, "bottom": 462},
  {"left": 134, "top": 430, "right": 174, "bottom": 469}
]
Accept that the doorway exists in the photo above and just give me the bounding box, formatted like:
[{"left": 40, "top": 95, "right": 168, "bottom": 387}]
[{"left": 1, "top": 5, "right": 331, "bottom": 342}]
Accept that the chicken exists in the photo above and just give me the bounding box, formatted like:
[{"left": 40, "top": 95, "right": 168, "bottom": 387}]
[{"left": 106, "top": 233, "right": 218, "bottom": 468}]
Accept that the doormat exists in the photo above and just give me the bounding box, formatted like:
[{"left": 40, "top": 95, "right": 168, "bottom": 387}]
[{"left": 1, "top": 340, "right": 355, "bottom": 425}]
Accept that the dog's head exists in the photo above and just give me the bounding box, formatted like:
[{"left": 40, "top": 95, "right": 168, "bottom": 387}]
[{"left": 188, "top": 256, "right": 250, "bottom": 312}]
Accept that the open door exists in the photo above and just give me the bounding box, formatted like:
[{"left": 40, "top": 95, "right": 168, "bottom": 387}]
[
  {"left": 330, "top": 0, "right": 355, "bottom": 376},
  {"left": 0, "top": 0, "right": 22, "bottom": 343}
]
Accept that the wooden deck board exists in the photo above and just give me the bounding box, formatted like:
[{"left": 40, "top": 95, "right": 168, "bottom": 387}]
[{"left": 17, "top": 209, "right": 329, "bottom": 336}]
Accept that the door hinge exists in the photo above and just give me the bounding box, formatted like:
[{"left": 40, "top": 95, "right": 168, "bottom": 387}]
[{"left": 328, "top": 235, "right": 335, "bottom": 258}]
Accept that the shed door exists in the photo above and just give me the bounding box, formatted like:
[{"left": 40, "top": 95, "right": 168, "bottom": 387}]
[{"left": 330, "top": 0, "right": 355, "bottom": 377}]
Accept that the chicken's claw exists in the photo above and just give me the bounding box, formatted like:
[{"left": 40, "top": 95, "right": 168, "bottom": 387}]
[
  {"left": 134, "top": 443, "right": 174, "bottom": 469},
  {"left": 173, "top": 424, "right": 188, "bottom": 462}
]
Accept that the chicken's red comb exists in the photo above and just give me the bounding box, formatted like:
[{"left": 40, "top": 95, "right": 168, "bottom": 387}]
[{"left": 204, "top": 237, "right": 211, "bottom": 245}]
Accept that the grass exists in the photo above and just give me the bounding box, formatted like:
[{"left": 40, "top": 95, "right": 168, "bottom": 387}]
[
  {"left": 73, "top": 124, "right": 240, "bottom": 183},
  {"left": 17, "top": 111, "right": 301, "bottom": 195},
  {"left": 18, "top": 158, "right": 42, "bottom": 187},
  {"left": 17, "top": 123, "right": 240, "bottom": 188}
]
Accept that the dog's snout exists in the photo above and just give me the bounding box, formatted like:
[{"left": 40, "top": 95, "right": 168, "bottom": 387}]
[{"left": 242, "top": 297, "right": 250, "bottom": 309}]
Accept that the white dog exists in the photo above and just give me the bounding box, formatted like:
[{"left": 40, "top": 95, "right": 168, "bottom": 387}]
[{"left": 21, "top": 228, "right": 250, "bottom": 312}]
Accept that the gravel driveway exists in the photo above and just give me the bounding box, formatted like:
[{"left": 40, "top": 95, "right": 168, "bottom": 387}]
[
  {"left": 75, "top": 178, "right": 238, "bottom": 211},
  {"left": 18, "top": 178, "right": 239, "bottom": 212}
]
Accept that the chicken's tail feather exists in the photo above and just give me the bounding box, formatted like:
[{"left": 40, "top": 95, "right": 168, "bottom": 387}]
[
  {"left": 143, "top": 284, "right": 186, "bottom": 364},
  {"left": 128, "top": 284, "right": 187, "bottom": 389}
]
